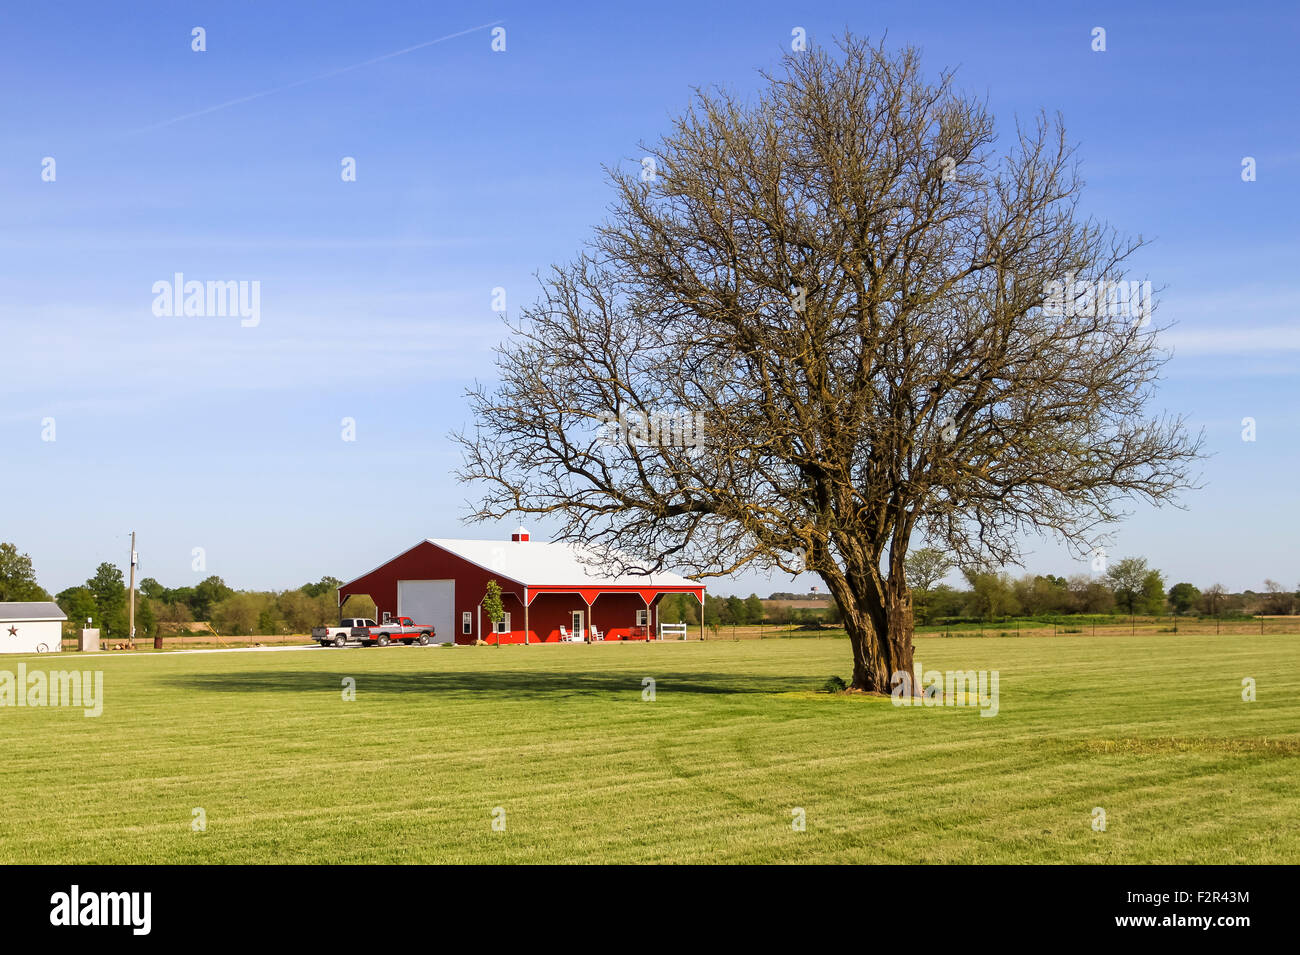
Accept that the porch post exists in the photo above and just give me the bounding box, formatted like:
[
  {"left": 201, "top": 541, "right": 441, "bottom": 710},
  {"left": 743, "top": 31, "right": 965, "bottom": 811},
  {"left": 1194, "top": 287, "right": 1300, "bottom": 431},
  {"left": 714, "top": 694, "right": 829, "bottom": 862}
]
[
  {"left": 583, "top": 594, "right": 593, "bottom": 642},
  {"left": 524, "top": 588, "right": 529, "bottom": 646},
  {"left": 477, "top": 602, "right": 481, "bottom": 644}
]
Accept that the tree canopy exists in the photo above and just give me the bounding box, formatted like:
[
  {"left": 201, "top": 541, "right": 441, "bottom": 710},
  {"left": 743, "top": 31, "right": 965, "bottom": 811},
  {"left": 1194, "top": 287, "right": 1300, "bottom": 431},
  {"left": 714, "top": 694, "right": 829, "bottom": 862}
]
[
  {"left": 402, "top": 37, "right": 1195, "bottom": 690},
  {"left": 0, "top": 542, "right": 50, "bottom": 602}
]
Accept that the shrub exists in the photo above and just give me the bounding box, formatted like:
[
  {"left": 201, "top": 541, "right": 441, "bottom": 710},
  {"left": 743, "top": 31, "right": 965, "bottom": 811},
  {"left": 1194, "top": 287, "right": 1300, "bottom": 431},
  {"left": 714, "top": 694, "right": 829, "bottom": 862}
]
[{"left": 820, "top": 675, "right": 848, "bottom": 693}]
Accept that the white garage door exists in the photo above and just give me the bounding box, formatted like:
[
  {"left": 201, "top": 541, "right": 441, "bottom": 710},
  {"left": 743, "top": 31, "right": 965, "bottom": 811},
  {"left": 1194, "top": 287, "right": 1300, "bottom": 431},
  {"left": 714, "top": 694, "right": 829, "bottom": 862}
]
[{"left": 397, "top": 580, "right": 454, "bottom": 644}]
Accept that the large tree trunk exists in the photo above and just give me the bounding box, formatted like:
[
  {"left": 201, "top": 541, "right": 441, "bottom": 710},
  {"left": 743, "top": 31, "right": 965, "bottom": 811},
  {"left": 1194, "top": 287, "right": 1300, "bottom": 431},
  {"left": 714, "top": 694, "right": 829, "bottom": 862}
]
[
  {"left": 827, "top": 570, "right": 917, "bottom": 695},
  {"left": 880, "top": 578, "right": 916, "bottom": 693}
]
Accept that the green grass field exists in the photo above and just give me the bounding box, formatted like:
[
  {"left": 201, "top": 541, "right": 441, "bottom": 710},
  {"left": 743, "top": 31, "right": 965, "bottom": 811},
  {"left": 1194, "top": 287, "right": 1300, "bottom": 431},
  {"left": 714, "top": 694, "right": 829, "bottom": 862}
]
[{"left": 2, "top": 635, "right": 1297, "bottom": 863}]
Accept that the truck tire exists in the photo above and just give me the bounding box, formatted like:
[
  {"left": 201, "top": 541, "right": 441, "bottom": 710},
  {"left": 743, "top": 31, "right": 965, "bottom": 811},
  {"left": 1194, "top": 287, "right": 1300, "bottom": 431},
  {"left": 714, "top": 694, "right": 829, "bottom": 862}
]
[
  {"left": 418, "top": 633, "right": 431, "bottom": 646},
  {"left": 377, "top": 634, "right": 391, "bottom": 647},
  {"left": 320, "top": 641, "right": 330, "bottom": 648},
  {"left": 333, "top": 634, "right": 347, "bottom": 648},
  {"left": 402, "top": 638, "right": 414, "bottom": 646}
]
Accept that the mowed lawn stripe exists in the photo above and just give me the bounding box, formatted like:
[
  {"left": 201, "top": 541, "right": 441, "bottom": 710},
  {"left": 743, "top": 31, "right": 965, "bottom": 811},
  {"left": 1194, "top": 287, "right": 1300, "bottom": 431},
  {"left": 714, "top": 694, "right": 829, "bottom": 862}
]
[{"left": 0, "top": 636, "right": 1296, "bottom": 862}]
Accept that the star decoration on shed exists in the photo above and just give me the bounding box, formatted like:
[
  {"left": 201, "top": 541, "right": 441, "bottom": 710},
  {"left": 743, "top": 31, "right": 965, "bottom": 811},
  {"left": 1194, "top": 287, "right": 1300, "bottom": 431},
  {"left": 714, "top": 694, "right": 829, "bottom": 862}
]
[{"left": 6, "top": 626, "right": 17, "bottom": 637}]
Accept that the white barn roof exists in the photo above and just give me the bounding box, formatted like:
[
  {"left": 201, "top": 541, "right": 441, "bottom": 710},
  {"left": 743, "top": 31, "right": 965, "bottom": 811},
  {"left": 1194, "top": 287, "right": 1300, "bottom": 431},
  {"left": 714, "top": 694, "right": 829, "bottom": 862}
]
[
  {"left": 0, "top": 601, "right": 67, "bottom": 621},
  {"left": 427, "top": 538, "right": 699, "bottom": 589}
]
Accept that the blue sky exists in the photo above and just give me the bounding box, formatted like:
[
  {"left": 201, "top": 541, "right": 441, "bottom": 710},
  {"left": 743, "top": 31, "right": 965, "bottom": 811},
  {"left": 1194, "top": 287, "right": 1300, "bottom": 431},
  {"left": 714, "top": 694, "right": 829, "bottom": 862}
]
[{"left": 1, "top": 0, "right": 1296, "bottom": 596}]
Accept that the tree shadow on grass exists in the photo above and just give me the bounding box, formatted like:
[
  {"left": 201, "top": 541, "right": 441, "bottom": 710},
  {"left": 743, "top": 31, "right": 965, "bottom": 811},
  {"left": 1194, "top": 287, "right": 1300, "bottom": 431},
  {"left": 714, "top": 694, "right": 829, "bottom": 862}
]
[{"left": 161, "top": 669, "right": 810, "bottom": 699}]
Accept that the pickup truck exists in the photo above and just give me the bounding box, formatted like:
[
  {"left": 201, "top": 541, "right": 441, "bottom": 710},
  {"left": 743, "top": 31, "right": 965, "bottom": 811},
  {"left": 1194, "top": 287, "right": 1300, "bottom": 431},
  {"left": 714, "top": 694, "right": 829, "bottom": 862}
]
[
  {"left": 350, "top": 616, "right": 437, "bottom": 647},
  {"left": 312, "top": 617, "right": 377, "bottom": 648}
]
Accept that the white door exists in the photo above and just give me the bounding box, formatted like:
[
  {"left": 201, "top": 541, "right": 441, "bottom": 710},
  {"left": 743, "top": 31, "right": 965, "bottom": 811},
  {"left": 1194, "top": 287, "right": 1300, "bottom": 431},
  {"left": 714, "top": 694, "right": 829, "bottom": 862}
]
[
  {"left": 398, "top": 580, "right": 454, "bottom": 644},
  {"left": 571, "top": 610, "right": 584, "bottom": 641}
]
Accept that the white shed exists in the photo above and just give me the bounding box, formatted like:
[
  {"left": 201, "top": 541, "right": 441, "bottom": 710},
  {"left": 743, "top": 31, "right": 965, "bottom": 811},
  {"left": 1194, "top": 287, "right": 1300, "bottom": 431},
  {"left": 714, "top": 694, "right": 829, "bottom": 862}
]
[{"left": 0, "top": 602, "right": 66, "bottom": 654}]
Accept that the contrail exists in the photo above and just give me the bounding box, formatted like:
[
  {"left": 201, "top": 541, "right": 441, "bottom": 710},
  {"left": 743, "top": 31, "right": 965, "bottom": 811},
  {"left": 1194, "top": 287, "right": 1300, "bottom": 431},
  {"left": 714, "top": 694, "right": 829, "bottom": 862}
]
[{"left": 127, "top": 19, "right": 502, "bottom": 134}]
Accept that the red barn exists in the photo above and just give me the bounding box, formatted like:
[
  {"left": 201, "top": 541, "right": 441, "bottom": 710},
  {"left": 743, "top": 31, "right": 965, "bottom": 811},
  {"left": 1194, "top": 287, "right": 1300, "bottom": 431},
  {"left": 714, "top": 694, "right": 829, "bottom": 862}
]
[{"left": 336, "top": 528, "right": 704, "bottom": 645}]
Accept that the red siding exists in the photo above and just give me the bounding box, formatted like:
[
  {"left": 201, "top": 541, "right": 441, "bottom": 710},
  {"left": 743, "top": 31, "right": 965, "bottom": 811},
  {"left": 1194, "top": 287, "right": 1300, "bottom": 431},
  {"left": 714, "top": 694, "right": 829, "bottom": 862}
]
[
  {"left": 338, "top": 540, "right": 701, "bottom": 646},
  {"left": 338, "top": 541, "right": 523, "bottom": 646}
]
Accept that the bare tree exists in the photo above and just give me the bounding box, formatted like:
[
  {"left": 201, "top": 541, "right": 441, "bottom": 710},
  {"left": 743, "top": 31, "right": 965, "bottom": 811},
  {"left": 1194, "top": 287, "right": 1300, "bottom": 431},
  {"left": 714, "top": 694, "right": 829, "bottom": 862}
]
[
  {"left": 1200, "top": 583, "right": 1226, "bottom": 617},
  {"left": 1262, "top": 579, "right": 1295, "bottom": 616},
  {"left": 456, "top": 35, "right": 1202, "bottom": 692}
]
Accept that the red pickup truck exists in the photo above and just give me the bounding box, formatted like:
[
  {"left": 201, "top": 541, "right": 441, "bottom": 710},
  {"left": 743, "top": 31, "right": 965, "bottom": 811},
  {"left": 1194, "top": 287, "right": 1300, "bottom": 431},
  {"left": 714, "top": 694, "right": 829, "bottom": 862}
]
[{"left": 349, "top": 616, "right": 436, "bottom": 647}]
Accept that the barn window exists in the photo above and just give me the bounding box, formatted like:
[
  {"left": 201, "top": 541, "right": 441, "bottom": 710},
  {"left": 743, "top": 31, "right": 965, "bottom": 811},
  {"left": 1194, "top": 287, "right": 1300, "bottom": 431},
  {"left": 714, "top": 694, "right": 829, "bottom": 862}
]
[
  {"left": 636, "top": 609, "right": 648, "bottom": 627},
  {"left": 493, "top": 613, "right": 512, "bottom": 634},
  {"left": 462, "top": 612, "right": 472, "bottom": 635}
]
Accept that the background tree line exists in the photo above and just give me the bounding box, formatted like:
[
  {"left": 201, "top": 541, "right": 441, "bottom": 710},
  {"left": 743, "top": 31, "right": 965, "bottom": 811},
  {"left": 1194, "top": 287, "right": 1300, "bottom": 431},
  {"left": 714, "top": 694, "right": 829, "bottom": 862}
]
[
  {"left": 903, "top": 550, "right": 1298, "bottom": 625},
  {"left": 53, "top": 570, "right": 350, "bottom": 639},
  {"left": 0, "top": 543, "right": 352, "bottom": 639},
  {"left": 3, "top": 540, "right": 1295, "bottom": 637},
  {"left": 657, "top": 548, "right": 1300, "bottom": 628}
]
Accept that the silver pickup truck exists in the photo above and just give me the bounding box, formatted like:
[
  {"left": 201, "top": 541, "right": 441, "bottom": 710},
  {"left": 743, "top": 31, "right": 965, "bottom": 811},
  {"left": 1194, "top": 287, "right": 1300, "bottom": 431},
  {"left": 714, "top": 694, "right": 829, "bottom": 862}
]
[{"left": 312, "top": 617, "right": 377, "bottom": 647}]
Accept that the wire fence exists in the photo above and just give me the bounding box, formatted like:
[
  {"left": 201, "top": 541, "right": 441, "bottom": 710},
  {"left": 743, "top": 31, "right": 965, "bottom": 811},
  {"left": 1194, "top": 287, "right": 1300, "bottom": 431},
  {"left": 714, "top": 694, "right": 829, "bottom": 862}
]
[
  {"left": 59, "top": 615, "right": 1300, "bottom": 650},
  {"left": 62, "top": 630, "right": 315, "bottom": 651},
  {"left": 677, "top": 616, "right": 1300, "bottom": 641},
  {"left": 921, "top": 616, "right": 1300, "bottom": 638}
]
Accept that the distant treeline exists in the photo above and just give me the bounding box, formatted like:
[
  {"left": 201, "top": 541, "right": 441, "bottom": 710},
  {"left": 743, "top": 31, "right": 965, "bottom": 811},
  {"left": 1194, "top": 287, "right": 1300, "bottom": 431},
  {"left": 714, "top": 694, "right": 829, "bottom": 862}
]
[
  {"left": 52, "top": 569, "right": 355, "bottom": 638},
  {"left": 905, "top": 553, "right": 1299, "bottom": 625},
  {"left": 0, "top": 542, "right": 361, "bottom": 638},
  {"left": 3, "top": 541, "right": 1295, "bottom": 638},
  {"left": 674, "top": 552, "right": 1299, "bottom": 627}
]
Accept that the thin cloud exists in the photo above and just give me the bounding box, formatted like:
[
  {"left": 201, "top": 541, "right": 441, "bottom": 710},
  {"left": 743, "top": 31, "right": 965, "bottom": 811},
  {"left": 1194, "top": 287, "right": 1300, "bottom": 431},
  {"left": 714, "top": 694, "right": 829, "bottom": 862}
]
[
  {"left": 126, "top": 20, "right": 503, "bottom": 135},
  {"left": 1164, "top": 325, "right": 1300, "bottom": 354}
]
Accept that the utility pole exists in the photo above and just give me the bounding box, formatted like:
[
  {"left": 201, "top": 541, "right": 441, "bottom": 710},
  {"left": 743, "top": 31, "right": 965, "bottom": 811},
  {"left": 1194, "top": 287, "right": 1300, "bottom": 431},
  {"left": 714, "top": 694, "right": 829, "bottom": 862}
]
[{"left": 128, "top": 531, "right": 137, "bottom": 649}]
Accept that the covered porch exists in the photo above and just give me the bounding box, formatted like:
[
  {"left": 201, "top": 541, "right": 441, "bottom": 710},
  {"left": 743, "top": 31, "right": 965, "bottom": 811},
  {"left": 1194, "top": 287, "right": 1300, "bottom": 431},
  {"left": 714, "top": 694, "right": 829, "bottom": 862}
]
[{"left": 482, "top": 586, "right": 703, "bottom": 644}]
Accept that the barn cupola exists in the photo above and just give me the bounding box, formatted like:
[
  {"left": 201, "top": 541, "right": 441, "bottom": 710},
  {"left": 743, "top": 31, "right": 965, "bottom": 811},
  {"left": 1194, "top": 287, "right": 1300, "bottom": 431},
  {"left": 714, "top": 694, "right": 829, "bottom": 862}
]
[{"left": 511, "top": 525, "right": 530, "bottom": 542}]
